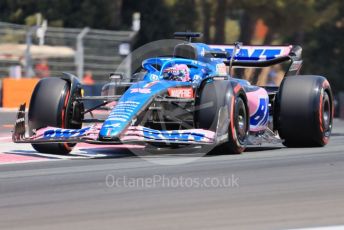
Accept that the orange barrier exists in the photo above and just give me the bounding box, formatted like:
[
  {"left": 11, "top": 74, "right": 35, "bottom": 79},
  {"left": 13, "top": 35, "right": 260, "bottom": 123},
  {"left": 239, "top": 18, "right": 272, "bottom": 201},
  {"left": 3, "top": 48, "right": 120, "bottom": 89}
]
[{"left": 2, "top": 78, "right": 39, "bottom": 108}]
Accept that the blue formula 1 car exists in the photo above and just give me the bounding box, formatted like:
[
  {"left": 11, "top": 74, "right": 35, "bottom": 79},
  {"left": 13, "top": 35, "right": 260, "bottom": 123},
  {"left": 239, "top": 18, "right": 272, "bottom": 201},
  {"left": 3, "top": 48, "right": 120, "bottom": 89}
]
[{"left": 13, "top": 32, "right": 334, "bottom": 154}]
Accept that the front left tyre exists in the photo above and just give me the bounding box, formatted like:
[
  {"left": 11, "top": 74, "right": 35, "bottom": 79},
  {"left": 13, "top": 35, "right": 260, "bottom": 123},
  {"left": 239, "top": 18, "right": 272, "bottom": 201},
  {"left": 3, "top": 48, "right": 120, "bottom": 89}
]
[{"left": 28, "top": 77, "right": 82, "bottom": 154}]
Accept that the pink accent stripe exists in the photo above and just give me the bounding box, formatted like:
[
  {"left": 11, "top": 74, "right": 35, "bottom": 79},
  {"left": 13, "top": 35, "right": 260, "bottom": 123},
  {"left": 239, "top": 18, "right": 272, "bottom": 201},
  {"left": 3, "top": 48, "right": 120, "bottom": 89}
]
[
  {"left": 0, "top": 136, "right": 11, "bottom": 142},
  {"left": 76, "top": 143, "right": 143, "bottom": 149},
  {"left": 246, "top": 88, "right": 267, "bottom": 116},
  {"left": 92, "top": 110, "right": 111, "bottom": 115}
]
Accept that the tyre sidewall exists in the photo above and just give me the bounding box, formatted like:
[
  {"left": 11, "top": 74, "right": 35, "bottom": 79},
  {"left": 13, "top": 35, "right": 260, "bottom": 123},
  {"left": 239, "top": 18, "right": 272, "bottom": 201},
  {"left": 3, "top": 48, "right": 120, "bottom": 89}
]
[
  {"left": 28, "top": 77, "right": 72, "bottom": 154},
  {"left": 276, "top": 75, "right": 333, "bottom": 147}
]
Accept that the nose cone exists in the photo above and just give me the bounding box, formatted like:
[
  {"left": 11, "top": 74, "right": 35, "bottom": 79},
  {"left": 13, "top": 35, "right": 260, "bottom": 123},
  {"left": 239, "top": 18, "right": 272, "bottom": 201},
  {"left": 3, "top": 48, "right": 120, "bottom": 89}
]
[
  {"left": 98, "top": 80, "right": 193, "bottom": 140},
  {"left": 99, "top": 122, "right": 122, "bottom": 140}
]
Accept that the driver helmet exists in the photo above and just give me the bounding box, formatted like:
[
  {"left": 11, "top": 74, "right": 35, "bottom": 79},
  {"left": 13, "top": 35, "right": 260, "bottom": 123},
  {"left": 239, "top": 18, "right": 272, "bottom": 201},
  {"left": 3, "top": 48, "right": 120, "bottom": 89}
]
[{"left": 162, "top": 64, "right": 190, "bottom": 82}]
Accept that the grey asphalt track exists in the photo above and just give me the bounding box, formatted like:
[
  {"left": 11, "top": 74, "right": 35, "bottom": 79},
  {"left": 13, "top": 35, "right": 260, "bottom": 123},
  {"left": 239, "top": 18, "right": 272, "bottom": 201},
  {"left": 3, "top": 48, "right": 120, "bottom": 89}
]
[{"left": 0, "top": 111, "right": 344, "bottom": 230}]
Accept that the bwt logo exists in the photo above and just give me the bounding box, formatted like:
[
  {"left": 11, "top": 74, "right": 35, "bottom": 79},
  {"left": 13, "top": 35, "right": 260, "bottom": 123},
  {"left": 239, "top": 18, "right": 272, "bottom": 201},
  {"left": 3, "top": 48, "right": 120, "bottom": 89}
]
[
  {"left": 143, "top": 130, "right": 204, "bottom": 142},
  {"left": 44, "top": 128, "right": 89, "bottom": 138},
  {"left": 210, "top": 46, "right": 288, "bottom": 61}
]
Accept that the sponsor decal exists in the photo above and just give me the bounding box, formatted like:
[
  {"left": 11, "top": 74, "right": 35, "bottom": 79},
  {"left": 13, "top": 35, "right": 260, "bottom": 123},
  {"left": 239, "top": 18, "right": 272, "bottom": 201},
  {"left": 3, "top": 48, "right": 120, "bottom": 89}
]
[
  {"left": 142, "top": 129, "right": 207, "bottom": 142},
  {"left": 209, "top": 45, "right": 291, "bottom": 61},
  {"left": 192, "top": 74, "right": 202, "bottom": 84},
  {"left": 149, "top": 74, "right": 159, "bottom": 81},
  {"left": 102, "top": 123, "right": 121, "bottom": 128},
  {"left": 16, "top": 117, "right": 25, "bottom": 123},
  {"left": 106, "top": 128, "right": 112, "bottom": 136},
  {"left": 130, "top": 82, "right": 158, "bottom": 94},
  {"left": 200, "top": 47, "right": 206, "bottom": 57},
  {"left": 249, "top": 97, "right": 269, "bottom": 127},
  {"left": 216, "top": 63, "right": 227, "bottom": 75},
  {"left": 168, "top": 87, "right": 194, "bottom": 98},
  {"left": 43, "top": 127, "right": 90, "bottom": 139},
  {"left": 289, "top": 60, "right": 302, "bottom": 71},
  {"left": 143, "top": 81, "right": 158, "bottom": 88},
  {"left": 130, "top": 88, "right": 151, "bottom": 94}
]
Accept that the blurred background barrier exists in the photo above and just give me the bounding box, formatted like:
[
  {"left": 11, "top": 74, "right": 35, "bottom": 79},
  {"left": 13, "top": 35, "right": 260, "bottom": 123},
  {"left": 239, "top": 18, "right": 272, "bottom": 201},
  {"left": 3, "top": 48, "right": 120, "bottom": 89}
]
[
  {"left": 0, "top": 79, "right": 2, "bottom": 107},
  {"left": 0, "top": 21, "right": 137, "bottom": 82},
  {"left": 2, "top": 78, "right": 39, "bottom": 108},
  {"left": 0, "top": 1, "right": 344, "bottom": 111},
  {"left": 0, "top": 78, "right": 107, "bottom": 109}
]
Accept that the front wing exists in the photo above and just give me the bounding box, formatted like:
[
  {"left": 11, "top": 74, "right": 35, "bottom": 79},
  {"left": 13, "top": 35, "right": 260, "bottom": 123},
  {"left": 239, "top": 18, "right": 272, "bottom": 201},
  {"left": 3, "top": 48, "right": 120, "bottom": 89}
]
[{"left": 12, "top": 104, "right": 216, "bottom": 145}]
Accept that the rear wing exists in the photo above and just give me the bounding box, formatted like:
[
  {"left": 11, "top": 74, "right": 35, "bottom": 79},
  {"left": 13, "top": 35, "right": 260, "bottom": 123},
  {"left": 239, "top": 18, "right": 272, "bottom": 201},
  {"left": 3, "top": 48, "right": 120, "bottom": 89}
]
[{"left": 209, "top": 45, "right": 303, "bottom": 76}]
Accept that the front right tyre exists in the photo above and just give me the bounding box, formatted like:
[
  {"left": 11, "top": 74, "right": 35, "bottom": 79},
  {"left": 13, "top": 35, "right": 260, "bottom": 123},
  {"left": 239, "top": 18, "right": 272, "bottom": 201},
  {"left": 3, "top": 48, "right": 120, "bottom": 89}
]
[{"left": 195, "top": 79, "right": 249, "bottom": 154}]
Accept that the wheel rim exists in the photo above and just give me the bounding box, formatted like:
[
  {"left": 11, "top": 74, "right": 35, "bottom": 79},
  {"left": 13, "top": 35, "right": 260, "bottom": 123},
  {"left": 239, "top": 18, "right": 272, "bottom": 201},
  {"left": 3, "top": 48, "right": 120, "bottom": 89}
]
[
  {"left": 235, "top": 99, "right": 248, "bottom": 143},
  {"left": 322, "top": 92, "right": 331, "bottom": 135}
]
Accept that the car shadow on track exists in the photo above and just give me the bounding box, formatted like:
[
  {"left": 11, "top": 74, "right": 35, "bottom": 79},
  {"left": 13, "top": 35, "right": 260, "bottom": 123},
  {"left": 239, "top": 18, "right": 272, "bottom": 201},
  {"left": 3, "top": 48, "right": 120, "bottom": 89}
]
[
  {"left": 4, "top": 150, "right": 61, "bottom": 159},
  {"left": 5, "top": 148, "right": 138, "bottom": 160},
  {"left": 80, "top": 145, "right": 286, "bottom": 159},
  {"left": 77, "top": 147, "right": 138, "bottom": 159},
  {"left": 245, "top": 146, "right": 284, "bottom": 152},
  {"left": 205, "top": 146, "right": 284, "bottom": 157},
  {"left": 5, "top": 145, "right": 284, "bottom": 161}
]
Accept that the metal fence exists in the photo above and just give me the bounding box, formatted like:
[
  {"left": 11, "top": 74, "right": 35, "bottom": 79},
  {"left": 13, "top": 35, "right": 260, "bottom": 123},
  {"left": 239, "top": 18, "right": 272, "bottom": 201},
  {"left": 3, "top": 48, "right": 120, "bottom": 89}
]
[{"left": 0, "top": 21, "right": 137, "bottom": 82}]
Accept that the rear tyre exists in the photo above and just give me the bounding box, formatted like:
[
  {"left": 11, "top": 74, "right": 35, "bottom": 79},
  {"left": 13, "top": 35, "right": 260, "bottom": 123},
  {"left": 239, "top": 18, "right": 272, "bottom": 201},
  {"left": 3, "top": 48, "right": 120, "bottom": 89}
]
[
  {"left": 28, "top": 77, "right": 79, "bottom": 154},
  {"left": 276, "top": 75, "right": 333, "bottom": 147},
  {"left": 220, "top": 96, "right": 249, "bottom": 154},
  {"left": 195, "top": 80, "right": 249, "bottom": 154}
]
